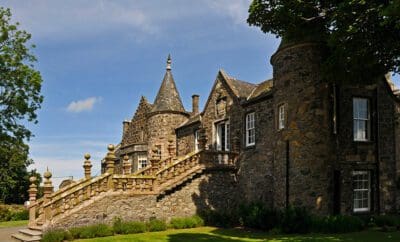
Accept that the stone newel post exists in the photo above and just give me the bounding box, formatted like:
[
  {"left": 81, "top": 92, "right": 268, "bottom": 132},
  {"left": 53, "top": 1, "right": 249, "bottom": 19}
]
[
  {"left": 83, "top": 153, "right": 92, "bottom": 179},
  {"left": 122, "top": 155, "right": 131, "bottom": 175},
  {"left": 105, "top": 144, "right": 116, "bottom": 190},
  {"left": 105, "top": 144, "right": 116, "bottom": 174},
  {"left": 28, "top": 176, "right": 38, "bottom": 226},
  {"left": 43, "top": 168, "right": 54, "bottom": 221}
]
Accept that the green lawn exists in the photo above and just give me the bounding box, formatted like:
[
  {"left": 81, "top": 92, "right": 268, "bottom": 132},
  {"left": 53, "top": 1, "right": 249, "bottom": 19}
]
[
  {"left": 76, "top": 226, "right": 400, "bottom": 242},
  {"left": 0, "top": 220, "right": 28, "bottom": 228}
]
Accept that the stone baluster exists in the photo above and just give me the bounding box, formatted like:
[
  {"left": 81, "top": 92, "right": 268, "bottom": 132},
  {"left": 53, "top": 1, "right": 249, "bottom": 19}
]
[
  {"left": 83, "top": 153, "right": 92, "bottom": 179},
  {"left": 43, "top": 168, "right": 54, "bottom": 221},
  {"left": 122, "top": 155, "right": 132, "bottom": 175},
  {"left": 28, "top": 176, "right": 38, "bottom": 227}
]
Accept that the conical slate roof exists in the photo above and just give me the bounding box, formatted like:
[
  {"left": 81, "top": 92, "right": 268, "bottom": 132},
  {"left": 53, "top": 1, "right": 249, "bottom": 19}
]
[{"left": 152, "top": 55, "right": 185, "bottom": 113}]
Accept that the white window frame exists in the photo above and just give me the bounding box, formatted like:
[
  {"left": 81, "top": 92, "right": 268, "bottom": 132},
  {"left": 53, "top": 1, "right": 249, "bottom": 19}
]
[
  {"left": 353, "top": 98, "right": 370, "bottom": 141},
  {"left": 246, "top": 112, "right": 255, "bottom": 146},
  {"left": 278, "top": 104, "right": 285, "bottom": 130},
  {"left": 194, "top": 130, "right": 199, "bottom": 152},
  {"left": 353, "top": 170, "right": 371, "bottom": 212},
  {"left": 138, "top": 153, "right": 148, "bottom": 169},
  {"left": 216, "top": 121, "right": 230, "bottom": 151}
]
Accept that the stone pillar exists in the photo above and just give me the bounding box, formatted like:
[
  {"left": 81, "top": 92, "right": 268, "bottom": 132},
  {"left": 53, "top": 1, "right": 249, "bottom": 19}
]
[
  {"left": 83, "top": 153, "right": 92, "bottom": 179},
  {"left": 43, "top": 168, "right": 54, "bottom": 221},
  {"left": 28, "top": 176, "right": 38, "bottom": 227},
  {"left": 105, "top": 144, "right": 116, "bottom": 174},
  {"left": 122, "top": 155, "right": 132, "bottom": 175}
]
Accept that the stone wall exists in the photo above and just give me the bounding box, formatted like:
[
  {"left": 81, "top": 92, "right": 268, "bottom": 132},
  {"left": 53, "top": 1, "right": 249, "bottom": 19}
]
[
  {"left": 49, "top": 171, "right": 238, "bottom": 229},
  {"left": 332, "top": 79, "right": 398, "bottom": 214},
  {"left": 147, "top": 112, "right": 188, "bottom": 160},
  {"left": 202, "top": 75, "right": 243, "bottom": 152},
  {"left": 271, "top": 43, "right": 334, "bottom": 215},
  {"left": 176, "top": 122, "right": 200, "bottom": 156},
  {"left": 238, "top": 97, "right": 275, "bottom": 205},
  {"left": 121, "top": 97, "right": 152, "bottom": 147}
]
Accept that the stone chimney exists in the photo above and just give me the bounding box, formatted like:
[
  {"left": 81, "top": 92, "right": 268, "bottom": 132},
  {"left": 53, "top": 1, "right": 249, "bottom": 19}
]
[
  {"left": 192, "top": 94, "right": 199, "bottom": 114},
  {"left": 123, "top": 120, "right": 130, "bottom": 133}
]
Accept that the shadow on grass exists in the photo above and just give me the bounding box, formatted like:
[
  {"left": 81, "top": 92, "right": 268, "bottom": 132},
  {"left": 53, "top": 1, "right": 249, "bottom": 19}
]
[{"left": 167, "top": 228, "right": 345, "bottom": 242}]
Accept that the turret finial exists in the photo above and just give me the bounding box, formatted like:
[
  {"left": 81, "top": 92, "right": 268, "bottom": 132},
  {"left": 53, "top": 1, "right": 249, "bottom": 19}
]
[{"left": 166, "top": 54, "right": 171, "bottom": 70}]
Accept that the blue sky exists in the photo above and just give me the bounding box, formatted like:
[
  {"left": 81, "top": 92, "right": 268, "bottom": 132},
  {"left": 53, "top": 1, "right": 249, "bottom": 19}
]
[{"left": 2, "top": 0, "right": 399, "bottom": 187}]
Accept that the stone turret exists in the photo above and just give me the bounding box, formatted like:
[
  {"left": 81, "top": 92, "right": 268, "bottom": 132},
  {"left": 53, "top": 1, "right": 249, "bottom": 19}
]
[
  {"left": 147, "top": 55, "right": 189, "bottom": 160},
  {"left": 271, "top": 41, "right": 334, "bottom": 215}
]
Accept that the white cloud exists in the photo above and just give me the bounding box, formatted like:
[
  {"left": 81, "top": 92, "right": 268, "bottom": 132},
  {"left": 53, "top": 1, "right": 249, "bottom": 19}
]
[
  {"left": 2, "top": 0, "right": 252, "bottom": 42},
  {"left": 66, "top": 97, "right": 102, "bottom": 113},
  {"left": 206, "top": 0, "right": 252, "bottom": 24}
]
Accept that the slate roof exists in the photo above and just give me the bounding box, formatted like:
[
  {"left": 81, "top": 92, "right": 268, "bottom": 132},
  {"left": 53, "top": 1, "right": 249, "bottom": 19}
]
[
  {"left": 247, "top": 79, "right": 274, "bottom": 101},
  {"left": 151, "top": 57, "right": 186, "bottom": 113},
  {"left": 219, "top": 70, "right": 257, "bottom": 99},
  {"left": 177, "top": 113, "right": 201, "bottom": 129}
]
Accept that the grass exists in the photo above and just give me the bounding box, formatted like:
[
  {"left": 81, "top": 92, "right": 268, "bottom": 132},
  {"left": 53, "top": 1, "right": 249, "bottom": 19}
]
[
  {"left": 0, "top": 220, "right": 28, "bottom": 228},
  {"left": 76, "top": 226, "right": 400, "bottom": 242}
]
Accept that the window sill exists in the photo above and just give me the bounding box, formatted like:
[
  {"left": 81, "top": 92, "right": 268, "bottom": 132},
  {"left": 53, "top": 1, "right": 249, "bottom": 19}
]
[
  {"left": 353, "top": 140, "right": 374, "bottom": 144},
  {"left": 245, "top": 144, "right": 255, "bottom": 150}
]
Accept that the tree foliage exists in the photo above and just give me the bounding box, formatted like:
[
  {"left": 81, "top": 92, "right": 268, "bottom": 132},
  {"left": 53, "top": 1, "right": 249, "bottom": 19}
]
[
  {"left": 248, "top": 0, "right": 400, "bottom": 82},
  {"left": 0, "top": 7, "right": 43, "bottom": 203}
]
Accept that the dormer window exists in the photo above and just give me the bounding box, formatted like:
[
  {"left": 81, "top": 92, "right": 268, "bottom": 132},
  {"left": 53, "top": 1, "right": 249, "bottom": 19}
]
[{"left": 246, "top": 112, "right": 255, "bottom": 146}]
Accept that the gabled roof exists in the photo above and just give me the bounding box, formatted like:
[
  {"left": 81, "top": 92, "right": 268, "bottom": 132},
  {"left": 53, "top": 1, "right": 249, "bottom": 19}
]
[
  {"left": 151, "top": 55, "right": 186, "bottom": 113},
  {"left": 132, "top": 96, "right": 152, "bottom": 120},
  {"left": 219, "top": 69, "right": 257, "bottom": 99}
]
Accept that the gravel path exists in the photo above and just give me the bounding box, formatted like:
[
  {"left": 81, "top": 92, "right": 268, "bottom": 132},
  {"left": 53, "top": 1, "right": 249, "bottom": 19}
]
[{"left": 0, "top": 226, "right": 25, "bottom": 242}]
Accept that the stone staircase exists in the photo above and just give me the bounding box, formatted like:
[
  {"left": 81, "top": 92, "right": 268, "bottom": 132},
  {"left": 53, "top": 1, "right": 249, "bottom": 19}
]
[
  {"left": 11, "top": 145, "right": 238, "bottom": 241},
  {"left": 11, "top": 228, "right": 42, "bottom": 242}
]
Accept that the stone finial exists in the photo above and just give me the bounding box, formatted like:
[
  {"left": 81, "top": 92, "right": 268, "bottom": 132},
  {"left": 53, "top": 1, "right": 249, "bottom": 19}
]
[
  {"left": 166, "top": 54, "right": 171, "bottom": 70},
  {"left": 105, "top": 144, "right": 116, "bottom": 174},
  {"left": 43, "top": 168, "right": 54, "bottom": 198},
  {"left": 83, "top": 153, "right": 92, "bottom": 179},
  {"left": 122, "top": 155, "right": 132, "bottom": 175}
]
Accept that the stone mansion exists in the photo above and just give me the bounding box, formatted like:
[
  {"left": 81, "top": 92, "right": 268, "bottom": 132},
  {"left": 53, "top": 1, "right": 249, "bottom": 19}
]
[
  {"left": 22, "top": 41, "right": 400, "bottom": 237},
  {"left": 112, "top": 43, "right": 400, "bottom": 216}
]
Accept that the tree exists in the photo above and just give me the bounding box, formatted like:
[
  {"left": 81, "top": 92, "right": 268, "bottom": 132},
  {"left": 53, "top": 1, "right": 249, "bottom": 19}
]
[
  {"left": 247, "top": 0, "right": 400, "bottom": 82},
  {"left": 0, "top": 7, "right": 43, "bottom": 203}
]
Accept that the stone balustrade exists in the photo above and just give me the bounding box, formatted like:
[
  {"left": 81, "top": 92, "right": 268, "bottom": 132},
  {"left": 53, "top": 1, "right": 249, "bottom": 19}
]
[{"left": 29, "top": 144, "right": 238, "bottom": 230}]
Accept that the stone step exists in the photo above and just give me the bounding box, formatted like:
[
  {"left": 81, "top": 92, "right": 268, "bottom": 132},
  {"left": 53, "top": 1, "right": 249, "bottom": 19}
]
[
  {"left": 28, "top": 225, "right": 43, "bottom": 232},
  {"left": 11, "top": 232, "right": 41, "bottom": 242},
  {"left": 19, "top": 229, "right": 42, "bottom": 237}
]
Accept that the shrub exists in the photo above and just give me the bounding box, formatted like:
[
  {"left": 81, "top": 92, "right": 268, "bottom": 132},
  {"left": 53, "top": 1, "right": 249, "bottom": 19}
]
[
  {"left": 10, "top": 210, "right": 29, "bottom": 221},
  {"left": 200, "top": 209, "right": 239, "bottom": 228},
  {"left": 0, "top": 204, "right": 27, "bottom": 222},
  {"left": 373, "top": 215, "right": 400, "bottom": 227},
  {"left": 312, "top": 215, "right": 365, "bottom": 233},
  {"left": 239, "top": 202, "right": 281, "bottom": 231},
  {"left": 69, "top": 226, "right": 86, "bottom": 239},
  {"left": 81, "top": 224, "right": 113, "bottom": 238},
  {"left": 281, "top": 206, "right": 312, "bottom": 234},
  {"left": 169, "top": 215, "right": 204, "bottom": 229},
  {"left": 42, "top": 229, "right": 72, "bottom": 242},
  {"left": 113, "top": 218, "right": 147, "bottom": 234},
  {"left": 147, "top": 219, "right": 167, "bottom": 232}
]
